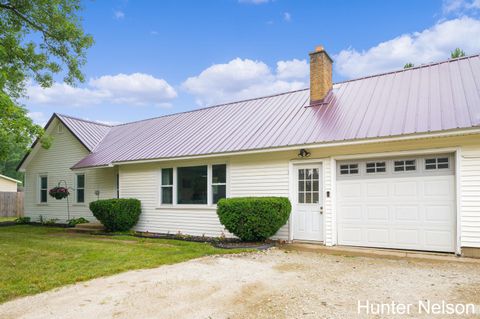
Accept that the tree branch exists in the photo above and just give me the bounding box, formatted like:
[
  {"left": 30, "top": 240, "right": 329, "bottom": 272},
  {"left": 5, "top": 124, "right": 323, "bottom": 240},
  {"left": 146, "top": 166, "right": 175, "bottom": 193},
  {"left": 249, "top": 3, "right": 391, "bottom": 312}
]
[{"left": 0, "top": 2, "right": 56, "bottom": 39}]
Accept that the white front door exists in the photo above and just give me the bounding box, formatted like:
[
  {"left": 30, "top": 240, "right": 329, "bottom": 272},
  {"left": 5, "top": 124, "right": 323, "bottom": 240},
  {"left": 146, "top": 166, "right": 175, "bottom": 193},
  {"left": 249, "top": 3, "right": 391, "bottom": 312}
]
[{"left": 293, "top": 164, "right": 323, "bottom": 241}]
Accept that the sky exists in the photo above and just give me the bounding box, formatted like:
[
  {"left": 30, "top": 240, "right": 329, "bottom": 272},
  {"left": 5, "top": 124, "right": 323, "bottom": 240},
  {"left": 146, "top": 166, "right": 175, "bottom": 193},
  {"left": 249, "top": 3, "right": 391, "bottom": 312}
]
[{"left": 24, "top": 0, "right": 480, "bottom": 126}]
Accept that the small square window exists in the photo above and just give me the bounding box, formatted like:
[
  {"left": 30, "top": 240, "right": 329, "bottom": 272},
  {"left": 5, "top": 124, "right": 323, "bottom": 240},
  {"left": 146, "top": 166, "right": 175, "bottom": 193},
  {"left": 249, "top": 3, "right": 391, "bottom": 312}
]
[
  {"left": 366, "top": 162, "right": 386, "bottom": 173},
  {"left": 425, "top": 157, "right": 449, "bottom": 170},
  {"left": 394, "top": 160, "right": 416, "bottom": 172},
  {"left": 340, "top": 164, "right": 358, "bottom": 175}
]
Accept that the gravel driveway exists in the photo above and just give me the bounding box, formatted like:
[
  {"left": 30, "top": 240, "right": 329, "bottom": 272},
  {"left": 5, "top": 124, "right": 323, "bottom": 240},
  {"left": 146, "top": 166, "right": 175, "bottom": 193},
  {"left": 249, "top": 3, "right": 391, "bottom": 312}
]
[{"left": 1, "top": 248, "right": 479, "bottom": 319}]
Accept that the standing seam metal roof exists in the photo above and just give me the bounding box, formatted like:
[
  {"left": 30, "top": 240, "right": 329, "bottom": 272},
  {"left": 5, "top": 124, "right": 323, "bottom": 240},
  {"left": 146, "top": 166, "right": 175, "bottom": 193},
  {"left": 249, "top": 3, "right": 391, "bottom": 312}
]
[{"left": 55, "top": 54, "right": 480, "bottom": 169}]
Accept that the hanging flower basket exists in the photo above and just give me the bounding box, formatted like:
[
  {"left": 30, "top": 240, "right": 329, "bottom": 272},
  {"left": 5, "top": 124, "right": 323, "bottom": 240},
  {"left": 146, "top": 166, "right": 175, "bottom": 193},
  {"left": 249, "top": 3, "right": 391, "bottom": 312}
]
[{"left": 49, "top": 187, "right": 70, "bottom": 200}]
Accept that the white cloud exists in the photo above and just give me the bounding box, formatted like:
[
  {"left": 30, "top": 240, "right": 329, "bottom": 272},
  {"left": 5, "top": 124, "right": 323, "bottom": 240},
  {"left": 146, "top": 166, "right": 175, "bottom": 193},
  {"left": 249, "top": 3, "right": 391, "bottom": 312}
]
[
  {"left": 238, "top": 0, "right": 270, "bottom": 4},
  {"left": 182, "top": 58, "right": 308, "bottom": 106},
  {"left": 283, "top": 12, "right": 291, "bottom": 22},
  {"left": 442, "top": 0, "right": 480, "bottom": 14},
  {"left": 114, "top": 10, "right": 125, "bottom": 19},
  {"left": 26, "top": 73, "right": 177, "bottom": 108},
  {"left": 276, "top": 59, "right": 308, "bottom": 80},
  {"left": 27, "top": 111, "right": 48, "bottom": 126},
  {"left": 335, "top": 17, "right": 480, "bottom": 79}
]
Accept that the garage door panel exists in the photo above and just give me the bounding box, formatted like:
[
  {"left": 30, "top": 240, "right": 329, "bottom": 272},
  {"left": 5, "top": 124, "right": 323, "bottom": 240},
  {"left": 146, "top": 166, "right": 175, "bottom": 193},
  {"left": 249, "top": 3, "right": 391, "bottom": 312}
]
[
  {"left": 393, "top": 181, "right": 418, "bottom": 196},
  {"left": 337, "top": 156, "right": 455, "bottom": 252},
  {"left": 394, "top": 206, "right": 420, "bottom": 221},
  {"left": 367, "top": 228, "right": 389, "bottom": 243},
  {"left": 366, "top": 206, "right": 389, "bottom": 221}
]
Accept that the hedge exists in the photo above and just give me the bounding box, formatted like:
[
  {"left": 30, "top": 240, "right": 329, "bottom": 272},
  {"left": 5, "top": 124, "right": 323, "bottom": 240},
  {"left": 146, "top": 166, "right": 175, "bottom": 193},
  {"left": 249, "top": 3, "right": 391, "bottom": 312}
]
[
  {"left": 89, "top": 198, "right": 141, "bottom": 232},
  {"left": 216, "top": 197, "right": 291, "bottom": 241}
]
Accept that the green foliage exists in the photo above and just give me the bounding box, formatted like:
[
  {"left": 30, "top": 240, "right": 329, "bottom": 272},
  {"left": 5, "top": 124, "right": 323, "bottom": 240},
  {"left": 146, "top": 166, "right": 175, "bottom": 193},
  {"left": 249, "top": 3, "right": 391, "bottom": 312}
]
[
  {"left": 14, "top": 216, "right": 30, "bottom": 224},
  {"left": 66, "top": 217, "right": 89, "bottom": 227},
  {"left": 89, "top": 198, "right": 142, "bottom": 232},
  {"left": 216, "top": 197, "right": 291, "bottom": 241},
  {"left": 0, "top": 0, "right": 93, "bottom": 168},
  {"left": 38, "top": 215, "right": 58, "bottom": 225},
  {"left": 451, "top": 48, "right": 466, "bottom": 59},
  {"left": 404, "top": 63, "right": 414, "bottom": 69}
]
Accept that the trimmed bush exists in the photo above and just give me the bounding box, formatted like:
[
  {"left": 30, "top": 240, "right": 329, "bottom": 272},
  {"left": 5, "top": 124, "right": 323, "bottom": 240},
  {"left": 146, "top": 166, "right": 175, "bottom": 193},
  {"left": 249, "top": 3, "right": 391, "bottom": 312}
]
[
  {"left": 216, "top": 197, "right": 291, "bottom": 241},
  {"left": 89, "top": 198, "right": 141, "bottom": 232}
]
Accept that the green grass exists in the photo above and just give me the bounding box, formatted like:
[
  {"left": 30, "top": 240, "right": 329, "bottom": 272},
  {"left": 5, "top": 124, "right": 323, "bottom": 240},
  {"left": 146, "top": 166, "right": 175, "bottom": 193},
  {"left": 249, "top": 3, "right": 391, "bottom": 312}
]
[
  {"left": 0, "top": 225, "right": 247, "bottom": 303},
  {"left": 0, "top": 217, "right": 16, "bottom": 223}
]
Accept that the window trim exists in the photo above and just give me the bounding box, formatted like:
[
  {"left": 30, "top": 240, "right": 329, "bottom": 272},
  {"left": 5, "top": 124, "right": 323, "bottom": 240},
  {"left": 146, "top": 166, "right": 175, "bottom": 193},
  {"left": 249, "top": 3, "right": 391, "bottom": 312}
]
[
  {"left": 339, "top": 163, "right": 359, "bottom": 175},
  {"left": 158, "top": 163, "right": 228, "bottom": 207},
  {"left": 365, "top": 161, "right": 387, "bottom": 174},
  {"left": 211, "top": 164, "right": 227, "bottom": 205},
  {"left": 75, "top": 173, "right": 86, "bottom": 204},
  {"left": 38, "top": 174, "right": 48, "bottom": 204},
  {"left": 160, "top": 168, "right": 174, "bottom": 205}
]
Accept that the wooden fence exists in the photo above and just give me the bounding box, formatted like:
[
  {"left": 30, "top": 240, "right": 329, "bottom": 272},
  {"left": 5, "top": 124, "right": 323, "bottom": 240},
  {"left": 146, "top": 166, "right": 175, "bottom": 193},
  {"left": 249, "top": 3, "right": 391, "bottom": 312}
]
[{"left": 0, "top": 192, "right": 24, "bottom": 217}]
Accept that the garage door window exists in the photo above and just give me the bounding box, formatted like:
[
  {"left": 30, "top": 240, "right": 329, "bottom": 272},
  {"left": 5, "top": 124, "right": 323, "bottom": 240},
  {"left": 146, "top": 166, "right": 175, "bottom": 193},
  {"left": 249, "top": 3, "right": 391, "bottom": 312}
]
[
  {"left": 425, "top": 157, "right": 449, "bottom": 170},
  {"left": 366, "top": 162, "right": 386, "bottom": 173},
  {"left": 340, "top": 164, "right": 358, "bottom": 175},
  {"left": 394, "top": 160, "right": 416, "bottom": 172}
]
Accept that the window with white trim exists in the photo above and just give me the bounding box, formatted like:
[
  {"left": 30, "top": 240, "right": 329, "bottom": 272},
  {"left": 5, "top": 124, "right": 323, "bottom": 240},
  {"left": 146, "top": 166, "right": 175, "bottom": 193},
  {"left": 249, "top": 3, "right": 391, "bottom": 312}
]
[
  {"left": 211, "top": 164, "right": 226, "bottom": 204},
  {"left": 394, "top": 159, "right": 416, "bottom": 172},
  {"left": 160, "top": 165, "right": 227, "bottom": 205},
  {"left": 340, "top": 164, "right": 359, "bottom": 175},
  {"left": 366, "top": 162, "right": 386, "bottom": 173},
  {"left": 76, "top": 174, "right": 85, "bottom": 203},
  {"left": 161, "top": 168, "right": 173, "bottom": 204},
  {"left": 39, "top": 175, "right": 48, "bottom": 203},
  {"left": 425, "top": 157, "right": 449, "bottom": 170}
]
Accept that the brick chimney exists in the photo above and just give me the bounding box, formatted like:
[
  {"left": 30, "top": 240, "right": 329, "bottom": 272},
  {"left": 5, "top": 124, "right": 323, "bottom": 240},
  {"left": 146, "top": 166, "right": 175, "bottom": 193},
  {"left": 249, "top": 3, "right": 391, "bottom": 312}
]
[{"left": 309, "top": 45, "right": 333, "bottom": 103}]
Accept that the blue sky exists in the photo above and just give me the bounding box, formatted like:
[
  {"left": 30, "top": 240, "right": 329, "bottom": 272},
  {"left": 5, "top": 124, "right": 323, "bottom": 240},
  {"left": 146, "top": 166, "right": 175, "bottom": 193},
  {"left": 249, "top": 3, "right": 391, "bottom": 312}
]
[{"left": 25, "top": 0, "right": 480, "bottom": 125}]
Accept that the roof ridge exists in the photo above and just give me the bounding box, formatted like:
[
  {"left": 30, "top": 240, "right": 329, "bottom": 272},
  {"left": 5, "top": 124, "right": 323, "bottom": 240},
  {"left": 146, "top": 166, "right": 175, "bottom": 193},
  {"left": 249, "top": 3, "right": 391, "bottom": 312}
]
[
  {"left": 55, "top": 113, "right": 113, "bottom": 127},
  {"left": 113, "top": 87, "right": 310, "bottom": 127},
  {"left": 335, "top": 53, "right": 480, "bottom": 85}
]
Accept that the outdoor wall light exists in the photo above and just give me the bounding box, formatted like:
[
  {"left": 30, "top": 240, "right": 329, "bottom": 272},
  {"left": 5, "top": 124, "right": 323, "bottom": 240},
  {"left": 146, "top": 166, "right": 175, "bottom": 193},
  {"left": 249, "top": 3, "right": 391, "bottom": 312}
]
[{"left": 298, "top": 148, "right": 311, "bottom": 158}]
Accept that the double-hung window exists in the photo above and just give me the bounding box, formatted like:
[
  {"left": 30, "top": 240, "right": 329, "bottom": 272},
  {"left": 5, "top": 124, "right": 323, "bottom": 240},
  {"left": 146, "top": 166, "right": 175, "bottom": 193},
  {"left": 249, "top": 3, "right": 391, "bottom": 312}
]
[
  {"left": 160, "top": 164, "right": 227, "bottom": 205},
  {"left": 212, "top": 164, "right": 227, "bottom": 204},
  {"left": 76, "top": 174, "right": 85, "bottom": 203},
  {"left": 161, "top": 168, "right": 173, "bottom": 204},
  {"left": 39, "top": 175, "right": 48, "bottom": 203}
]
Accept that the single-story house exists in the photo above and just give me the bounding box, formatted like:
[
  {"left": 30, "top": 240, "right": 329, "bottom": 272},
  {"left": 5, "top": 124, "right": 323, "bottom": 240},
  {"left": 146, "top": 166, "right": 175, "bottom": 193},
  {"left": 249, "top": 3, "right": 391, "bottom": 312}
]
[
  {"left": 17, "top": 46, "right": 480, "bottom": 257},
  {"left": 0, "top": 174, "right": 21, "bottom": 192}
]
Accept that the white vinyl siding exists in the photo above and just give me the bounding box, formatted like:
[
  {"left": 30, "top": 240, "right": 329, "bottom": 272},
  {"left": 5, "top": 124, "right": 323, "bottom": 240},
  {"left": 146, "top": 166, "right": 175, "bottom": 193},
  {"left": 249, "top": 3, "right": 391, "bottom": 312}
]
[
  {"left": 23, "top": 118, "right": 116, "bottom": 222},
  {"left": 460, "top": 146, "right": 480, "bottom": 248}
]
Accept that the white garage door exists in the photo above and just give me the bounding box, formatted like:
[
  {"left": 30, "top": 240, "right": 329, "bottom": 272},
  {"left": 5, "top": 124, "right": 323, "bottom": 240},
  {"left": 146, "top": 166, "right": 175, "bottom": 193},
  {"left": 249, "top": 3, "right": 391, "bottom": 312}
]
[{"left": 336, "top": 155, "right": 455, "bottom": 252}]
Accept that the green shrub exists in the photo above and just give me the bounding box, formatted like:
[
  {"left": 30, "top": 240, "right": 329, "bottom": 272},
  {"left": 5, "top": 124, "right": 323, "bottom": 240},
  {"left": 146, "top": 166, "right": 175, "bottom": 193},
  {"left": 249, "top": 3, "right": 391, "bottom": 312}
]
[
  {"left": 66, "top": 217, "right": 89, "bottom": 227},
  {"left": 89, "top": 198, "right": 141, "bottom": 232},
  {"left": 15, "top": 217, "right": 30, "bottom": 224},
  {"left": 216, "top": 197, "right": 291, "bottom": 241}
]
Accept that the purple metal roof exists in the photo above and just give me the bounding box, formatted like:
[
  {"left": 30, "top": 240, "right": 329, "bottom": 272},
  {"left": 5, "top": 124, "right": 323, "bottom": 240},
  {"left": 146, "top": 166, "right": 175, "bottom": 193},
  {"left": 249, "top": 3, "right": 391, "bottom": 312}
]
[
  {"left": 56, "top": 114, "right": 112, "bottom": 151},
  {"left": 71, "top": 54, "right": 480, "bottom": 169}
]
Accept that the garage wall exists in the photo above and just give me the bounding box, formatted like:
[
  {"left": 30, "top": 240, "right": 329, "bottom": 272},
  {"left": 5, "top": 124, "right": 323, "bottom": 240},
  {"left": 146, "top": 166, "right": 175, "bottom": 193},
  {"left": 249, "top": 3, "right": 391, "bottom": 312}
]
[{"left": 460, "top": 146, "right": 480, "bottom": 248}]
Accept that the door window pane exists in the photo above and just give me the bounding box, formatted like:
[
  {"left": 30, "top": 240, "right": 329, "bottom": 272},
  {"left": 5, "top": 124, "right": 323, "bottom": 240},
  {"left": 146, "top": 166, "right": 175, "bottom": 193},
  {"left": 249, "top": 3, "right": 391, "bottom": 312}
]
[
  {"left": 298, "top": 168, "right": 320, "bottom": 204},
  {"left": 177, "top": 166, "right": 207, "bottom": 204}
]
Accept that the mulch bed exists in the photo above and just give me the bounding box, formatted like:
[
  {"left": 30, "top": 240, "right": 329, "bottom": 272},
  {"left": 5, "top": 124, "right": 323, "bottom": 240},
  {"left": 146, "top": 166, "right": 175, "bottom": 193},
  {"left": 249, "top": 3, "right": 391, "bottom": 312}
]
[{"left": 0, "top": 221, "right": 17, "bottom": 227}]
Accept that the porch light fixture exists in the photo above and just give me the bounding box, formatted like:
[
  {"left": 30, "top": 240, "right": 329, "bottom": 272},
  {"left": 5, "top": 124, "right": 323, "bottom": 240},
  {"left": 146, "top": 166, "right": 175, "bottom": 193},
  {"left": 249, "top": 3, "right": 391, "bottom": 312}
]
[{"left": 298, "top": 148, "right": 311, "bottom": 158}]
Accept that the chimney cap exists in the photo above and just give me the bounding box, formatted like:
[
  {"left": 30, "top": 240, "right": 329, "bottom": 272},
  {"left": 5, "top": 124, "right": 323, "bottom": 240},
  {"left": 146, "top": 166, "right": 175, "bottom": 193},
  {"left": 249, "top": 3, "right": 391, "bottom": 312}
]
[{"left": 309, "top": 45, "right": 333, "bottom": 62}]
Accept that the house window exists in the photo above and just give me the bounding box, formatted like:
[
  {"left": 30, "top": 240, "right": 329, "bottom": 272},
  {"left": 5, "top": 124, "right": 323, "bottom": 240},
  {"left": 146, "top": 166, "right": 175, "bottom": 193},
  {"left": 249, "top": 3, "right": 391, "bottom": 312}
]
[
  {"left": 298, "top": 168, "right": 320, "bottom": 204},
  {"left": 394, "top": 160, "right": 416, "bottom": 172},
  {"left": 212, "top": 164, "right": 226, "bottom": 204},
  {"left": 366, "top": 162, "right": 386, "bottom": 173},
  {"left": 76, "top": 174, "right": 85, "bottom": 203},
  {"left": 340, "top": 164, "right": 359, "bottom": 175},
  {"left": 39, "top": 175, "right": 48, "bottom": 203},
  {"left": 177, "top": 166, "right": 207, "bottom": 204},
  {"left": 425, "top": 157, "right": 449, "bottom": 170},
  {"left": 116, "top": 173, "right": 120, "bottom": 198},
  {"left": 161, "top": 168, "right": 173, "bottom": 204}
]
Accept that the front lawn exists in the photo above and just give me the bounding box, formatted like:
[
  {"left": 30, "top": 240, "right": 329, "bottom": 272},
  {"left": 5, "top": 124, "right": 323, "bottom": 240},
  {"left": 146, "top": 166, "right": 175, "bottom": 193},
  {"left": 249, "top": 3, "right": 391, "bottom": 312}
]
[
  {"left": 0, "top": 217, "right": 16, "bottom": 223},
  {"left": 0, "top": 225, "right": 245, "bottom": 303}
]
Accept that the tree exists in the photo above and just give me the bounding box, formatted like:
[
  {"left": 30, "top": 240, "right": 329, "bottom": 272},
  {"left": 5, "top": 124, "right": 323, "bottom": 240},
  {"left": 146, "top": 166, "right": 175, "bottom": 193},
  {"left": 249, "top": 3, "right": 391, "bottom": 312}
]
[
  {"left": 404, "top": 63, "right": 414, "bottom": 69},
  {"left": 0, "top": 0, "right": 93, "bottom": 178},
  {"left": 451, "top": 48, "right": 466, "bottom": 59}
]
